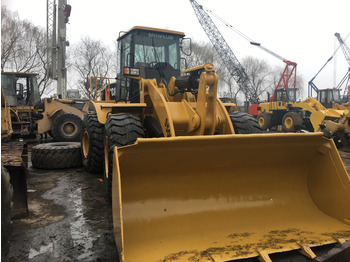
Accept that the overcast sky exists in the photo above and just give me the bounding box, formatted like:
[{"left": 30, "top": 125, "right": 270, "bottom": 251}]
[{"left": 2, "top": 0, "right": 350, "bottom": 98}]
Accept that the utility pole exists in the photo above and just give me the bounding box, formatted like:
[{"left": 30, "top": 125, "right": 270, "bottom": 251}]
[{"left": 47, "top": 0, "right": 71, "bottom": 99}]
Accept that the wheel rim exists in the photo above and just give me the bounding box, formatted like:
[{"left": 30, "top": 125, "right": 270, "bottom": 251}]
[
  {"left": 82, "top": 130, "right": 89, "bottom": 158},
  {"left": 104, "top": 137, "right": 109, "bottom": 178},
  {"left": 284, "top": 116, "right": 293, "bottom": 129},
  {"left": 258, "top": 117, "right": 265, "bottom": 127},
  {"left": 61, "top": 121, "right": 78, "bottom": 137}
]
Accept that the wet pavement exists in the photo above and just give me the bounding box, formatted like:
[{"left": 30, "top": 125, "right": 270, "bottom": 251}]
[{"left": 5, "top": 145, "right": 118, "bottom": 261}]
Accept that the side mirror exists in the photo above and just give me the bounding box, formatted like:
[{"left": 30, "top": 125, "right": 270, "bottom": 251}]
[{"left": 180, "top": 38, "right": 192, "bottom": 56}]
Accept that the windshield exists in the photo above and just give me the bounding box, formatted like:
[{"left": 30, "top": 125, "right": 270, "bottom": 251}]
[
  {"left": 119, "top": 30, "right": 181, "bottom": 70},
  {"left": 288, "top": 89, "right": 296, "bottom": 102},
  {"left": 331, "top": 90, "right": 340, "bottom": 103},
  {"left": 31, "top": 76, "right": 41, "bottom": 104},
  {"left": 134, "top": 33, "right": 180, "bottom": 69}
]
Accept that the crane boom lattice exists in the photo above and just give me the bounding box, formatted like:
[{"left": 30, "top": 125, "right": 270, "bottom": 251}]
[
  {"left": 189, "top": 0, "right": 258, "bottom": 103},
  {"left": 334, "top": 32, "right": 350, "bottom": 97},
  {"left": 335, "top": 33, "right": 350, "bottom": 66},
  {"left": 46, "top": 0, "right": 57, "bottom": 79}
]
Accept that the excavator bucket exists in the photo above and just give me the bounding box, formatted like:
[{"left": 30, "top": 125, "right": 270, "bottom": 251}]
[{"left": 112, "top": 133, "right": 350, "bottom": 262}]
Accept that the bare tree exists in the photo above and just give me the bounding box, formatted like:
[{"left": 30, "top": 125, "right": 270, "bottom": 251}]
[
  {"left": 70, "top": 36, "right": 116, "bottom": 98},
  {"left": 186, "top": 40, "right": 232, "bottom": 93},
  {"left": 241, "top": 56, "right": 274, "bottom": 101},
  {"left": 1, "top": 6, "right": 52, "bottom": 96}
]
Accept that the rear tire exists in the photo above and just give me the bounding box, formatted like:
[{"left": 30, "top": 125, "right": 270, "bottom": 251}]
[
  {"left": 257, "top": 112, "right": 272, "bottom": 131},
  {"left": 81, "top": 113, "right": 104, "bottom": 173},
  {"left": 104, "top": 113, "right": 145, "bottom": 196},
  {"left": 51, "top": 113, "right": 83, "bottom": 142},
  {"left": 230, "top": 111, "right": 262, "bottom": 134},
  {"left": 282, "top": 112, "right": 303, "bottom": 132},
  {"left": 31, "top": 142, "right": 82, "bottom": 169},
  {"left": 1, "top": 163, "right": 13, "bottom": 259}
]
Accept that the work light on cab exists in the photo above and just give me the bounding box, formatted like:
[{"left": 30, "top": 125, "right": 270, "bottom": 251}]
[{"left": 123, "top": 67, "right": 140, "bottom": 77}]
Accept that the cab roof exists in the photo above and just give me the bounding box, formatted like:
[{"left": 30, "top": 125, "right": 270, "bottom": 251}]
[
  {"left": 2, "top": 72, "right": 38, "bottom": 77},
  {"left": 117, "top": 26, "right": 185, "bottom": 41}
]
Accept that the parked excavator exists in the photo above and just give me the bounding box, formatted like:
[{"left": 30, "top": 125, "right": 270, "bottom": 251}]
[{"left": 80, "top": 25, "right": 350, "bottom": 262}]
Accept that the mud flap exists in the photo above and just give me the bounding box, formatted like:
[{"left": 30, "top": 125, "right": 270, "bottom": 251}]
[{"left": 112, "top": 133, "right": 350, "bottom": 262}]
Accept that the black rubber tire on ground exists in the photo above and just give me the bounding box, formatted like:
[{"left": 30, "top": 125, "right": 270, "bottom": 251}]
[
  {"left": 51, "top": 113, "right": 83, "bottom": 142},
  {"left": 1, "top": 163, "right": 13, "bottom": 259},
  {"left": 257, "top": 112, "right": 272, "bottom": 131},
  {"left": 282, "top": 111, "right": 303, "bottom": 132},
  {"left": 229, "top": 111, "right": 262, "bottom": 134},
  {"left": 104, "top": 113, "right": 145, "bottom": 196},
  {"left": 81, "top": 113, "right": 104, "bottom": 174},
  {"left": 31, "top": 142, "right": 82, "bottom": 169}
]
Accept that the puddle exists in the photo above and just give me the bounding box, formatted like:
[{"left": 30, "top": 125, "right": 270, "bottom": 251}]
[
  {"left": 29, "top": 243, "right": 53, "bottom": 259},
  {"left": 68, "top": 187, "right": 99, "bottom": 260}
]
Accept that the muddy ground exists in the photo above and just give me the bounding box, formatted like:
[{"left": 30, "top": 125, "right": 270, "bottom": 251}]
[
  {"left": 5, "top": 141, "right": 118, "bottom": 262},
  {"left": 4, "top": 141, "right": 350, "bottom": 262}
]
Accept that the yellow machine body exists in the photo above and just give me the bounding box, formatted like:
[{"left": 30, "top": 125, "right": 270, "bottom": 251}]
[
  {"left": 82, "top": 27, "right": 350, "bottom": 261},
  {"left": 259, "top": 96, "right": 346, "bottom": 131},
  {"left": 1, "top": 72, "right": 88, "bottom": 139},
  {"left": 36, "top": 98, "right": 87, "bottom": 134},
  {"left": 1, "top": 87, "right": 13, "bottom": 139},
  {"left": 87, "top": 64, "right": 234, "bottom": 136},
  {"left": 324, "top": 86, "right": 350, "bottom": 148},
  {"left": 112, "top": 133, "right": 350, "bottom": 262}
]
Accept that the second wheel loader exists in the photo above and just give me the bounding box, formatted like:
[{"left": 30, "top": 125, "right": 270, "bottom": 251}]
[
  {"left": 1, "top": 72, "right": 86, "bottom": 142},
  {"left": 257, "top": 88, "right": 345, "bottom": 132},
  {"left": 81, "top": 26, "right": 350, "bottom": 262}
]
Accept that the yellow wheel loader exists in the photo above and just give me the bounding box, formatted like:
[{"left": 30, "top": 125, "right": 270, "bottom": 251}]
[
  {"left": 81, "top": 26, "right": 350, "bottom": 262},
  {"left": 1, "top": 72, "right": 87, "bottom": 141},
  {"left": 324, "top": 86, "right": 350, "bottom": 148},
  {"left": 257, "top": 88, "right": 346, "bottom": 132}
]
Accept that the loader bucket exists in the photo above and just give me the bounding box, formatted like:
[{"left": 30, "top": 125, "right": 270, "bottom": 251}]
[{"left": 112, "top": 133, "right": 350, "bottom": 262}]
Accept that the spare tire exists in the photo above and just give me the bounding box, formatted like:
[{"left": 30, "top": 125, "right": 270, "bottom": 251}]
[{"left": 31, "top": 142, "right": 82, "bottom": 169}]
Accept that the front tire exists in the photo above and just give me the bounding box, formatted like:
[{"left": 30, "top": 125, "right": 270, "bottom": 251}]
[
  {"left": 104, "top": 113, "right": 145, "bottom": 196},
  {"left": 230, "top": 111, "right": 262, "bottom": 134},
  {"left": 282, "top": 112, "right": 303, "bottom": 132},
  {"left": 81, "top": 113, "right": 104, "bottom": 173},
  {"left": 257, "top": 112, "right": 272, "bottom": 131}
]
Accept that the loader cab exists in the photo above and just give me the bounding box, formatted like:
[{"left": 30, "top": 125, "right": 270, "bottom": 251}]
[
  {"left": 274, "top": 88, "right": 297, "bottom": 102},
  {"left": 1, "top": 72, "right": 41, "bottom": 107},
  {"left": 317, "top": 88, "right": 341, "bottom": 108},
  {"left": 116, "top": 26, "right": 187, "bottom": 102}
]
